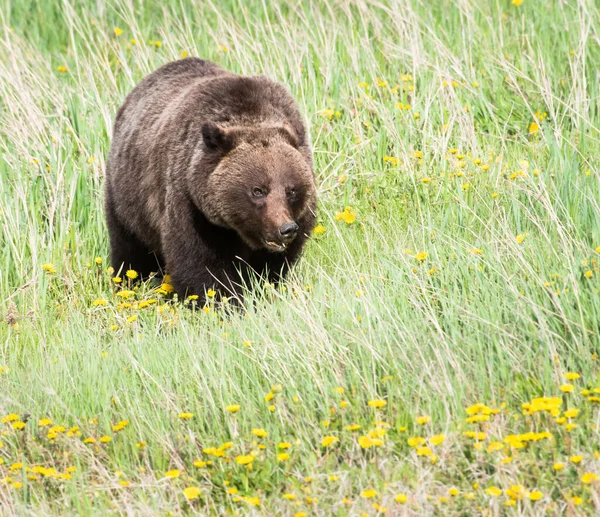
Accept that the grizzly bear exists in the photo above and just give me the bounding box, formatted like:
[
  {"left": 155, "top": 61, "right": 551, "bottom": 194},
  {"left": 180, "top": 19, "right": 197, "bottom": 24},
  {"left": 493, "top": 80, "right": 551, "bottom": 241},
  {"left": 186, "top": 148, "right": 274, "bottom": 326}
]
[{"left": 105, "top": 58, "right": 316, "bottom": 302}]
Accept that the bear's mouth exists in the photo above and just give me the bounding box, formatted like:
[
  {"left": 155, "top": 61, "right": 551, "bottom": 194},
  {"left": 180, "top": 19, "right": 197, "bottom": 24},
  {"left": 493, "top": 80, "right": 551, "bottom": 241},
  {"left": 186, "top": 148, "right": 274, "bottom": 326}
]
[{"left": 264, "top": 240, "right": 287, "bottom": 252}]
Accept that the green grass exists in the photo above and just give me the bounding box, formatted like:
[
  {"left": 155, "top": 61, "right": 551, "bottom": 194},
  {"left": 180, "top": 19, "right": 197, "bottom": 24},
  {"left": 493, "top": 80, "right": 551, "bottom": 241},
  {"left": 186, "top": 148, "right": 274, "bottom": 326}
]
[{"left": 0, "top": 0, "right": 599, "bottom": 514}]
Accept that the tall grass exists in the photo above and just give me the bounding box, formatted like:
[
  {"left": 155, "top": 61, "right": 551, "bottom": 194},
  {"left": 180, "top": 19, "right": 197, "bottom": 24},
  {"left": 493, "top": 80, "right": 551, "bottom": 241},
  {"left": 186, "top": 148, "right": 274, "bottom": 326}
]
[{"left": 0, "top": 0, "right": 599, "bottom": 514}]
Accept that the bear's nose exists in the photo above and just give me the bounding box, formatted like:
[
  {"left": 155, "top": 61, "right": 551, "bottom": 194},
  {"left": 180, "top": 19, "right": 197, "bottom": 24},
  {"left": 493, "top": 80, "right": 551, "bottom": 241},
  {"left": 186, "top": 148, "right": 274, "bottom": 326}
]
[{"left": 279, "top": 221, "right": 299, "bottom": 239}]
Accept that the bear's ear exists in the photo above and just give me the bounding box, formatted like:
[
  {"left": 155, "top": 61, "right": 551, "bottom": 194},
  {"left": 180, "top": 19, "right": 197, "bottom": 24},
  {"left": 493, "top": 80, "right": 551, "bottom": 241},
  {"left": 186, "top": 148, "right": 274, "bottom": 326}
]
[
  {"left": 279, "top": 121, "right": 303, "bottom": 149},
  {"left": 201, "top": 122, "right": 234, "bottom": 152}
]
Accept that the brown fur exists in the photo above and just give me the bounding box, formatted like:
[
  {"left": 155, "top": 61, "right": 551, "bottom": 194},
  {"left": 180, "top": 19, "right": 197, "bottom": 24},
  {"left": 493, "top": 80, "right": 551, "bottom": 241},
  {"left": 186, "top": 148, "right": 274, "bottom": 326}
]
[{"left": 105, "top": 58, "right": 317, "bottom": 301}]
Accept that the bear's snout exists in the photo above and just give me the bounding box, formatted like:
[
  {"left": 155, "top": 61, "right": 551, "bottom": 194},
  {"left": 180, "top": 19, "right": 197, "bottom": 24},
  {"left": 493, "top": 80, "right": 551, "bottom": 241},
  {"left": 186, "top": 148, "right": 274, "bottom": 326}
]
[{"left": 279, "top": 221, "right": 299, "bottom": 240}]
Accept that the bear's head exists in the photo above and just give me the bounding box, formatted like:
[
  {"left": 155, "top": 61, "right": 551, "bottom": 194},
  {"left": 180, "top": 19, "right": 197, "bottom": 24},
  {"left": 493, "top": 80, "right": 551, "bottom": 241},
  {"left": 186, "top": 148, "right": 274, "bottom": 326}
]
[{"left": 195, "top": 121, "right": 316, "bottom": 252}]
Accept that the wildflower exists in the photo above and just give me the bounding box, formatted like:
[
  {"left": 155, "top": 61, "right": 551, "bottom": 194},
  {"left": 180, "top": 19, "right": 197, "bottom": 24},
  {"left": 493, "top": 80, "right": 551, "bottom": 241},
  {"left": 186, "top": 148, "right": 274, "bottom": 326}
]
[
  {"left": 120, "top": 480, "right": 131, "bottom": 487},
  {"left": 183, "top": 486, "right": 201, "bottom": 500},
  {"left": 395, "top": 493, "right": 408, "bottom": 503},
  {"left": 469, "top": 249, "right": 484, "bottom": 255},
  {"left": 553, "top": 463, "right": 565, "bottom": 471},
  {"left": 92, "top": 298, "right": 108, "bottom": 307},
  {"left": 383, "top": 156, "right": 399, "bottom": 166},
  {"left": 516, "top": 233, "right": 527, "bottom": 244},
  {"left": 407, "top": 436, "right": 426, "bottom": 447},
  {"left": 42, "top": 263, "right": 56, "bottom": 274},
  {"left": 416, "top": 415, "right": 431, "bottom": 425},
  {"left": 564, "top": 408, "right": 579, "bottom": 418},
  {"left": 360, "top": 489, "right": 377, "bottom": 498},
  {"left": 448, "top": 488, "right": 460, "bottom": 496},
  {"left": 165, "top": 469, "right": 180, "bottom": 478},
  {"left": 560, "top": 384, "right": 574, "bottom": 393},
  {"left": 38, "top": 418, "right": 52, "bottom": 426},
  {"left": 334, "top": 206, "right": 356, "bottom": 225},
  {"left": 125, "top": 269, "right": 138, "bottom": 280},
  {"left": 529, "top": 122, "right": 539, "bottom": 133},
  {"left": 414, "top": 252, "right": 428, "bottom": 262},
  {"left": 11, "top": 421, "right": 25, "bottom": 430},
  {"left": 278, "top": 442, "right": 292, "bottom": 449},
  {"left": 283, "top": 493, "right": 296, "bottom": 500},
  {"left": 368, "top": 399, "right": 387, "bottom": 408},
  {"left": 83, "top": 438, "right": 96, "bottom": 444},
  {"left": 226, "top": 404, "right": 240, "bottom": 413},
  {"left": 570, "top": 455, "right": 583, "bottom": 463},
  {"left": 178, "top": 412, "right": 194, "bottom": 420},
  {"left": 313, "top": 225, "right": 326, "bottom": 236},
  {"left": 206, "top": 288, "right": 216, "bottom": 298},
  {"left": 581, "top": 472, "right": 598, "bottom": 484},
  {"left": 529, "top": 491, "right": 543, "bottom": 501},
  {"left": 512, "top": 0, "right": 523, "bottom": 5},
  {"left": 321, "top": 435, "right": 339, "bottom": 447},
  {"left": 235, "top": 455, "right": 254, "bottom": 465},
  {"left": 585, "top": 270, "right": 593, "bottom": 278},
  {"left": 346, "top": 424, "right": 361, "bottom": 431},
  {"left": 100, "top": 435, "right": 112, "bottom": 443},
  {"left": 485, "top": 486, "right": 502, "bottom": 496},
  {"left": 429, "top": 434, "right": 445, "bottom": 445},
  {"left": 277, "top": 453, "right": 290, "bottom": 461},
  {"left": 56, "top": 66, "right": 67, "bottom": 73},
  {"left": 416, "top": 446, "right": 432, "bottom": 456},
  {"left": 113, "top": 27, "right": 123, "bottom": 36},
  {"left": 252, "top": 428, "right": 268, "bottom": 438}
]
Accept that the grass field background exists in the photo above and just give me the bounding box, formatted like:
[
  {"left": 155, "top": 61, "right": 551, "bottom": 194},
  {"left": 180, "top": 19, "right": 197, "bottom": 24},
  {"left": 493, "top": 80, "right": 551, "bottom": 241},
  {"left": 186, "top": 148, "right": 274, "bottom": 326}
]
[{"left": 1, "top": 0, "right": 599, "bottom": 514}]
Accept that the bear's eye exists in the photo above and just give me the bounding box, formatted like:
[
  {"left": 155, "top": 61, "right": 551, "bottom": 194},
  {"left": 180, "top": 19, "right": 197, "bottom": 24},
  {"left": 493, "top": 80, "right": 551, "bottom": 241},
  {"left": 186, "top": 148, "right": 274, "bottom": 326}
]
[
  {"left": 287, "top": 188, "right": 296, "bottom": 198},
  {"left": 252, "top": 187, "right": 266, "bottom": 198}
]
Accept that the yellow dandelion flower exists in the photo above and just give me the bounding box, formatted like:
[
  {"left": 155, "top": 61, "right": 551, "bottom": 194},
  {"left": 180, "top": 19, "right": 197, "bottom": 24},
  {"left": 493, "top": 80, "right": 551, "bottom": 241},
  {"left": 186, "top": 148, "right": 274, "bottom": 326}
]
[
  {"left": 165, "top": 469, "right": 180, "bottom": 478},
  {"left": 570, "top": 455, "right": 583, "bottom": 463},
  {"left": 485, "top": 486, "right": 502, "bottom": 496},
  {"left": 99, "top": 435, "right": 112, "bottom": 443},
  {"left": 560, "top": 384, "right": 574, "bottom": 393},
  {"left": 235, "top": 455, "right": 254, "bottom": 465},
  {"left": 313, "top": 225, "right": 326, "bottom": 236},
  {"left": 581, "top": 472, "right": 598, "bottom": 484},
  {"left": 429, "top": 434, "right": 445, "bottom": 445},
  {"left": 395, "top": 493, "right": 408, "bottom": 503},
  {"left": 361, "top": 489, "right": 377, "bottom": 498},
  {"left": 183, "top": 486, "right": 201, "bottom": 500},
  {"left": 113, "top": 27, "right": 123, "bottom": 36},
  {"left": 252, "top": 428, "right": 268, "bottom": 438},
  {"left": 416, "top": 415, "right": 431, "bottom": 425},
  {"left": 321, "top": 435, "right": 339, "bottom": 447},
  {"left": 277, "top": 453, "right": 290, "bottom": 461},
  {"left": 367, "top": 399, "right": 387, "bottom": 408},
  {"left": 414, "top": 251, "right": 428, "bottom": 262},
  {"left": 226, "top": 404, "right": 240, "bottom": 413},
  {"left": 178, "top": 412, "right": 194, "bottom": 420}
]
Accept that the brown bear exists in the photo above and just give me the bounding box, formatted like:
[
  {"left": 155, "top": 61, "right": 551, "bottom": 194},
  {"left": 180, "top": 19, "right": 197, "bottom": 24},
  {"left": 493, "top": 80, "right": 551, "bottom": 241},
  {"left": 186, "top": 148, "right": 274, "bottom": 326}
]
[{"left": 105, "top": 58, "right": 317, "bottom": 302}]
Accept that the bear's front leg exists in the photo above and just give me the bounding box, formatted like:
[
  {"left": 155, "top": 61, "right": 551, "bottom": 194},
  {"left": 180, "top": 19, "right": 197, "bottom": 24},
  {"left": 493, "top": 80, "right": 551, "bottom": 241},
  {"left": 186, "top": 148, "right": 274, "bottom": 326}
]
[{"left": 161, "top": 197, "right": 243, "bottom": 303}]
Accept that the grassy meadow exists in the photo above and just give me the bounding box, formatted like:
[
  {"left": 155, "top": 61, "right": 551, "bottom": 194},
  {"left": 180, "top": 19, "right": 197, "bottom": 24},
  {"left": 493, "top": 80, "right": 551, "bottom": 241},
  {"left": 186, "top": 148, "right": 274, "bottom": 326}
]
[{"left": 1, "top": 0, "right": 600, "bottom": 514}]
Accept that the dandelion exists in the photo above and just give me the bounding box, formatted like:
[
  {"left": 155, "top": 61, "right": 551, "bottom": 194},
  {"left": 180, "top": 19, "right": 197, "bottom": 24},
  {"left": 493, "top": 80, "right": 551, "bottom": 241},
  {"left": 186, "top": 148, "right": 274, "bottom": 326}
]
[
  {"left": 252, "top": 428, "right": 268, "bottom": 438},
  {"left": 429, "top": 434, "right": 446, "bottom": 445},
  {"left": 56, "top": 66, "right": 67, "bottom": 73},
  {"left": 416, "top": 415, "right": 431, "bottom": 425},
  {"left": 553, "top": 463, "right": 565, "bottom": 471},
  {"left": 226, "top": 404, "right": 240, "bottom": 413},
  {"left": 529, "top": 122, "right": 539, "bottom": 133},
  {"left": 100, "top": 435, "right": 112, "bottom": 443},
  {"left": 334, "top": 206, "right": 356, "bottom": 225},
  {"left": 560, "top": 384, "right": 574, "bottom": 393},
  {"left": 516, "top": 233, "right": 527, "bottom": 244},
  {"left": 570, "top": 455, "right": 583, "bottom": 463},
  {"left": 183, "top": 486, "right": 201, "bottom": 500},
  {"left": 126, "top": 269, "right": 138, "bottom": 280},
  {"left": 485, "top": 486, "right": 502, "bottom": 496},
  {"left": 367, "top": 399, "right": 387, "bottom": 408},
  {"left": 564, "top": 372, "right": 581, "bottom": 380},
  {"left": 206, "top": 288, "right": 216, "bottom": 298},
  {"left": 235, "top": 455, "right": 254, "bottom": 465},
  {"left": 395, "top": 493, "right": 408, "bottom": 503},
  {"left": 512, "top": 0, "right": 523, "bottom": 6},
  {"left": 11, "top": 421, "right": 25, "bottom": 430},
  {"left": 178, "top": 412, "right": 194, "bottom": 420},
  {"left": 42, "top": 263, "right": 56, "bottom": 274},
  {"left": 165, "top": 469, "right": 180, "bottom": 478},
  {"left": 581, "top": 473, "right": 598, "bottom": 484},
  {"left": 529, "top": 491, "right": 543, "bottom": 501},
  {"left": 360, "top": 489, "right": 377, "bottom": 498},
  {"left": 313, "top": 225, "right": 326, "bottom": 236},
  {"left": 414, "top": 252, "right": 428, "bottom": 262},
  {"left": 277, "top": 453, "right": 290, "bottom": 461},
  {"left": 321, "top": 435, "right": 339, "bottom": 447}
]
